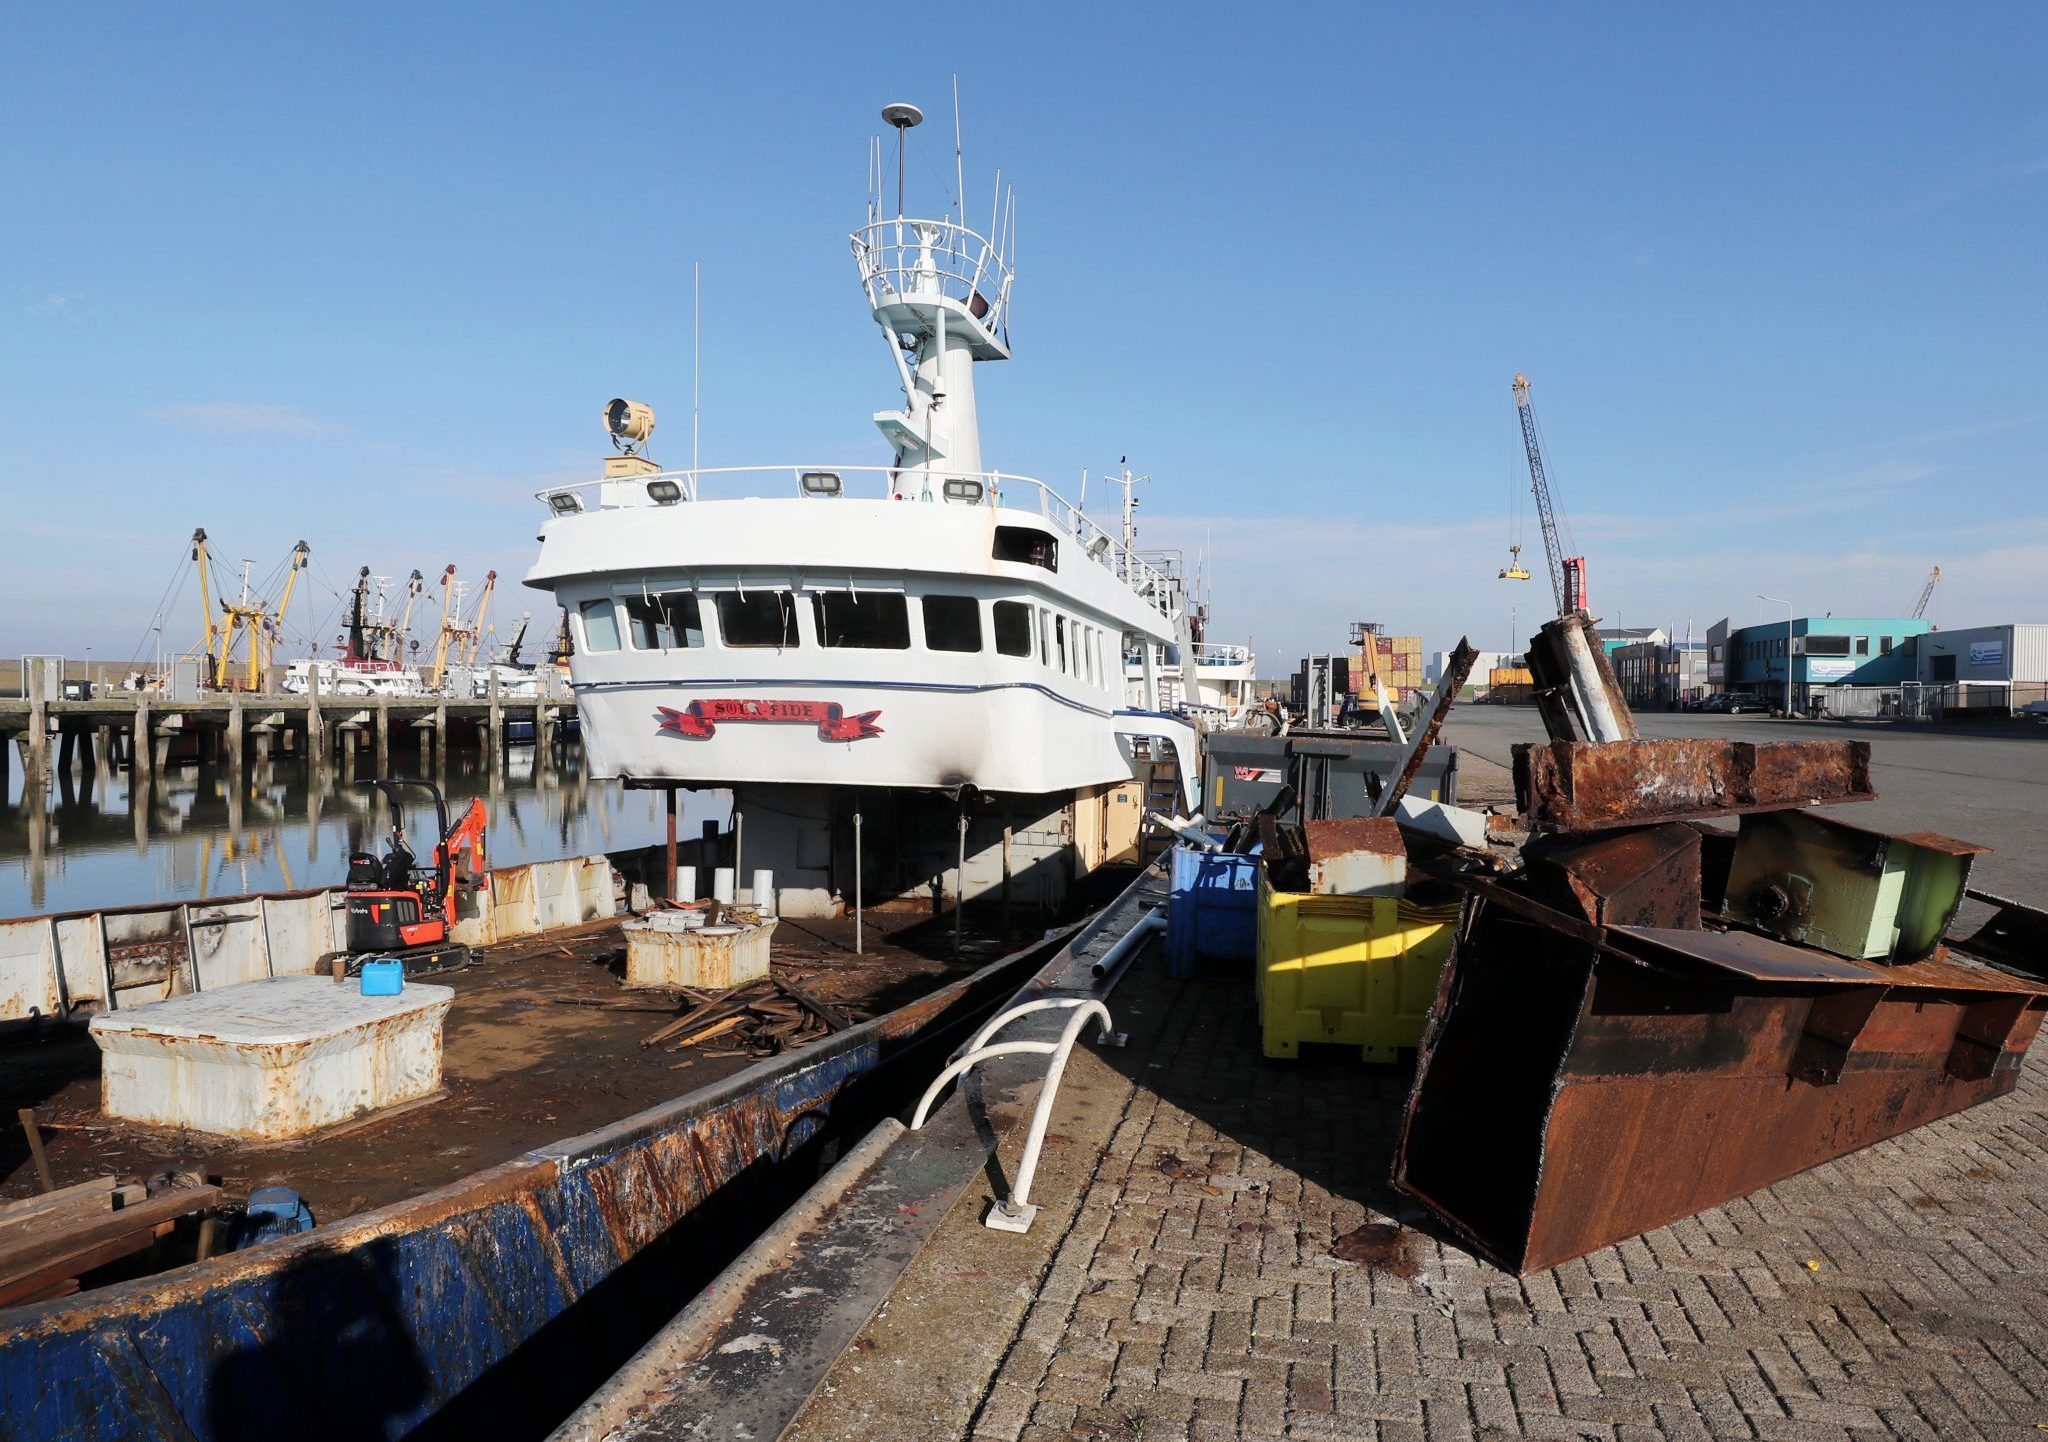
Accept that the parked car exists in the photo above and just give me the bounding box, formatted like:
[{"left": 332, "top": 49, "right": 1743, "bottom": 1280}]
[{"left": 1722, "top": 693, "right": 1770, "bottom": 714}]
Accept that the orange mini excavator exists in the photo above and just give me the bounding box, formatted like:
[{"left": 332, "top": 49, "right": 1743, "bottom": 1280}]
[{"left": 343, "top": 779, "right": 488, "bottom": 974}]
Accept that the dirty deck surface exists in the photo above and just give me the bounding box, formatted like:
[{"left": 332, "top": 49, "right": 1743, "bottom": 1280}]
[
  {"left": 789, "top": 755, "right": 2048, "bottom": 1442},
  {"left": 0, "top": 908, "right": 996, "bottom": 1221}
]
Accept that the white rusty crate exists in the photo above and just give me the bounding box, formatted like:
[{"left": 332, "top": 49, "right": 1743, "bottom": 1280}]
[
  {"left": 622, "top": 918, "right": 776, "bottom": 990},
  {"left": 89, "top": 976, "right": 454, "bottom": 1139}
]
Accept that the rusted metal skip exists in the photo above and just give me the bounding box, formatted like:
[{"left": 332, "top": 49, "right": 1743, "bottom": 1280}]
[
  {"left": 1394, "top": 885, "right": 2048, "bottom": 1275},
  {"left": 1515, "top": 737, "right": 1876, "bottom": 831}
]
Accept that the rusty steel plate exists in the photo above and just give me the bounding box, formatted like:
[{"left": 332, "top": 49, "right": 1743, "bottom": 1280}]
[
  {"left": 1609, "top": 925, "right": 1889, "bottom": 985},
  {"left": 1884, "top": 950, "right": 2048, "bottom": 996},
  {"left": 1303, "top": 817, "right": 1404, "bottom": 859},
  {"left": 1523, "top": 825, "right": 1700, "bottom": 931},
  {"left": 1514, "top": 738, "right": 1875, "bottom": 830}
]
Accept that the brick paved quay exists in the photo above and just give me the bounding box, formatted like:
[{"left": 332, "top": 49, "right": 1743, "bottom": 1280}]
[
  {"left": 791, "top": 951, "right": 2048, "bottom": 1442},
  {"left": 785, "top": 749, "right": 2048, "bottom": 1442}
]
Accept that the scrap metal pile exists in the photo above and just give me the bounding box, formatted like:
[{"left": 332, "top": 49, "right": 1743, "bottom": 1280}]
[{"left": 1392, "top": 614, "right": 2048, "bottom": 1273}]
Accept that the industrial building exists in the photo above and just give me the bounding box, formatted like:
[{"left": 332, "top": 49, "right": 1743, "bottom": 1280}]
[
  {"left": 1910, "top": 623, "right": 2048, "bottom": 716},
  {"left": 1611, "top": 638, "right": 1709, "bottom": 709},
  {"left": 1710, "top": 615, "right": 1930, "bottom": 712}
]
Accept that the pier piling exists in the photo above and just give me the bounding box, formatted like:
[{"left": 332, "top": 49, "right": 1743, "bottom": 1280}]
[{"left": 132, "top": 699, "right": 150, "bottom": 789}]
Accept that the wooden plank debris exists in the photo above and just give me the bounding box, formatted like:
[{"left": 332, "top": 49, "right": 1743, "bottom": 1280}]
[
  {"left": 0, "top": 1182, "right": 221, "bottom": 1309},
  {"left": 17, "top": 1108, "right": 54, "bottom": 1193},
  {"left": 634, "top": 971, "right": 857, "bottom": 1058}
]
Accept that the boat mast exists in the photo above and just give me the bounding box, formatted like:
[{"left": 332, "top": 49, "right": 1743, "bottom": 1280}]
[
  {"left": 1106, "top": 462, "right": 1147, "bottom": 585},
  {"left": 857, "top": 98, "right": 1015, "bottom": 495}
]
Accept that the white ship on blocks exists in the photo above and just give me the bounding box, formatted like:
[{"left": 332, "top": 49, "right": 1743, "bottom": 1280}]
[{"left": 525, "top": 103, "right": 1203, "bottom": 916}]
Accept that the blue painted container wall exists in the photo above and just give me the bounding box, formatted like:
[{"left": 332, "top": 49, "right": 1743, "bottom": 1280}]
[{"left": 1168, "top": 844, "right": 1259, "bottom": 979}]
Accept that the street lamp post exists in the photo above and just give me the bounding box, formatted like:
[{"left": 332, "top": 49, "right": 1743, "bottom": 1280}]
[{"left": 1758, "top": 594, "right": 1794, "bottom": 718}]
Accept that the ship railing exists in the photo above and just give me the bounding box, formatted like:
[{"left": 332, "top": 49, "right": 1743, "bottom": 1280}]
[
  {"left": 1191, "top": 642, "right": 1252, "bottom": 667},
  {"left": 850, "top": 217, "right": 1014, "bottom": 346},
  {"left": 535, "top": 466, "right": 1180, "bottom": 615}
]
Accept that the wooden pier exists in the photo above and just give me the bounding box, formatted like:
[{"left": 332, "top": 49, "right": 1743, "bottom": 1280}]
[{"left": 0, "top": 677, "right": 575, "bottom": 792}]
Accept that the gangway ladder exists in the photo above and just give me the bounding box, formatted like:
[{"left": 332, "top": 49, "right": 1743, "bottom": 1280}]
[{"left": 1140, "top": 742, "right": 1183, "bottom": 864}]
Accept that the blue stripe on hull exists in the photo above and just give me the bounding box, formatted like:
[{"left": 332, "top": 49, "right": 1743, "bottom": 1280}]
[{"left": 576, "top": 674, "right": 1118, "bottom": 719}]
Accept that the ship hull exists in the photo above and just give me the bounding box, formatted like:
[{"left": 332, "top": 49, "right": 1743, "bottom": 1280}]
[{"left": 578, "top": 676, "right": 1146, "bottom": 793}]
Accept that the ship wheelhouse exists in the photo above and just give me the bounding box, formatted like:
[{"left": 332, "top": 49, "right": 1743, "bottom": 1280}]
[{"left": 527, "top": 469, "right": 1185, "bottom": 795}]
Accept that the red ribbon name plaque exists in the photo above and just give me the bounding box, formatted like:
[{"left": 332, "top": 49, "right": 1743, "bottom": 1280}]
[{"left": 656, "top": 699, "right": 884, "bottom": 742}]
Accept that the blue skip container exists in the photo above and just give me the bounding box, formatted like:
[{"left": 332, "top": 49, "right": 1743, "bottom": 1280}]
[
  {"left": 1167, "top": 841, "right": 1260, "bottom": 980},
  {"left": 359, "top": 958, "right": 405, "bottom": 996}
]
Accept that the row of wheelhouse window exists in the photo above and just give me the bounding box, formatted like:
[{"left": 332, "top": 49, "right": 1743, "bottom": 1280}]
[{"left": 577, "top": 589, "right": 1121, "bottom": 689}]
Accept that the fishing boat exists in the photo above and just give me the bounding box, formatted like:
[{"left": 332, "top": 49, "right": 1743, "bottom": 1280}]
[
  {"left": 523, "top": 101, "right": 1202, "bottom": 917},
  {"left": 280, "top": 567, "right": 428, "bottom": 698}
]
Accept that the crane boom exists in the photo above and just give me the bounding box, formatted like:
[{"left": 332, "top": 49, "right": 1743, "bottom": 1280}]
[
  {"left": 1910, "top": 565, "right": 1941, "bottom": 620},
  {"left": 1511, "top": 373, "right": 1587, "bottom": 617}
]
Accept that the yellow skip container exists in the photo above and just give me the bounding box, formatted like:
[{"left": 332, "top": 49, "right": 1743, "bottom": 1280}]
[{"left": 1255, "top": 871, "right": 1458, "bottom": 1062}]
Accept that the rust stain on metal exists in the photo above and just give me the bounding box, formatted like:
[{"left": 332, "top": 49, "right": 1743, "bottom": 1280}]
[
  {"left": 516, "top": 1191, "right": 581, "bottom": 1301},
  {"left": 1523, "top": 825, "right": 1700, "bottom": 931},
  {"left": 1305, "top": 818, "right": 1405, "bottom": 860},
  {"left": 1515, "top": 738, "right": 1875, "bottom": 831}
]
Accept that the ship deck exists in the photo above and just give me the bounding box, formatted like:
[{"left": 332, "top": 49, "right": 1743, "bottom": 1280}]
[{"left": 0, "top": 910, "right": 1001, "bottom": 1223}]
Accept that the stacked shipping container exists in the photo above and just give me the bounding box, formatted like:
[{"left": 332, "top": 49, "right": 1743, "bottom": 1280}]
[{"left": 1359, "top": 634, "right": 1424, "bottom": 710}]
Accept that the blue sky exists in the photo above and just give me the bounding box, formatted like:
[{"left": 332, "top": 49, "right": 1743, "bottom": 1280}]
[{"left": 5, "top": 3, "right": 2045, "bottom": 671}]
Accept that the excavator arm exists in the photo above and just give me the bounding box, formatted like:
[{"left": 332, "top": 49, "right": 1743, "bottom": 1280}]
[{"left": 436, "top": 798, "right": 490, "bottom": 910}]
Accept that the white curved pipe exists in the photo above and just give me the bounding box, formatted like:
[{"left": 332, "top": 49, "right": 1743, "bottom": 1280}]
[
  {"left": 905, "top": 996, "right": 1115, "bottom": 1233},
  {"left": 1004, "top": 1001, "right": 1113, "bottom": 1217},
  {"left": 968, "top": 995, "right": 1097, "bottom": 1054},
  {"left": 910, "top": 1039, "right": 1056, "bottom": 1130}
]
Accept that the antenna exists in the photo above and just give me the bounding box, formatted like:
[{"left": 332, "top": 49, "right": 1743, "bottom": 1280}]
[
  {"left": 693, "top": 260, "right": 701, "bottom": 474},
  {"left": 952, "top": 75, "right": 965, "bottom": 229},
  {"left": 881, "top": 101, "right": 923, "bottom": 218}
]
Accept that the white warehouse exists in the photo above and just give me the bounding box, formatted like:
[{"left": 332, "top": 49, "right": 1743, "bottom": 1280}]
[{"left": 1912, "top": 623, "right": 2048, "bottom": 715}]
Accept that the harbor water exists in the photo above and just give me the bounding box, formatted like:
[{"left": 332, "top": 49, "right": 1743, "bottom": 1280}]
[{"left": 1, "top": 742, "right": 729, "bottom": 920}]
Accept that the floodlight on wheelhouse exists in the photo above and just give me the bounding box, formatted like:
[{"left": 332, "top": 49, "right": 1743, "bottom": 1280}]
[
  {"left": 942, "top": 477, "right": 985, "bottom": 503},
  {"left": 646, "top": 478, "right": 682, "bottom": 505},
  {"left": 603, "top": 398, "right": 656, "bottom": 455},
  {"left": 548, "top": 492, "right": 583, "bottom": 515},
  {"left": 800, "top": 471, "right": 843, "bottom": 496}
]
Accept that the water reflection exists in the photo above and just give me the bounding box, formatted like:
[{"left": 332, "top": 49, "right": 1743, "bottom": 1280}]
[{"left": 2, "top": 739, "right": 725, "bottom": 920}]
